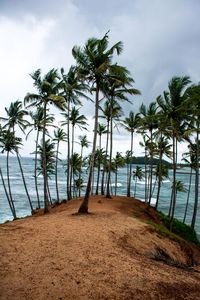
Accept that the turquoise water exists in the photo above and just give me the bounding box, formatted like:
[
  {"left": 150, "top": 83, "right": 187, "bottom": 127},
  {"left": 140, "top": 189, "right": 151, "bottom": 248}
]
[{"left": 0, "top": 156, "right": 199, "bottom": 234}]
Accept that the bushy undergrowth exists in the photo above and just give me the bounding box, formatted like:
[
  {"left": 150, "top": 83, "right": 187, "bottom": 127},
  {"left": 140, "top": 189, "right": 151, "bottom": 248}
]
[{"left": 158, "top": 212, "right": 200, "bottom": 246}]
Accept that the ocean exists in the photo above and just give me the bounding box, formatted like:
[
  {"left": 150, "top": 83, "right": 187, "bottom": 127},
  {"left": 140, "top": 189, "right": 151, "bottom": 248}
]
[{"left": 0, "top": 156, "right": 199, "bottom": 235}]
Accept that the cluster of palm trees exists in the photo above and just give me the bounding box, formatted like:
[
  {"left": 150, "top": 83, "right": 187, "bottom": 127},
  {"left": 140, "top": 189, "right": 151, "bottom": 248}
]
[{"left": 0, "top": 33, "right": 199, "bottom": 232}]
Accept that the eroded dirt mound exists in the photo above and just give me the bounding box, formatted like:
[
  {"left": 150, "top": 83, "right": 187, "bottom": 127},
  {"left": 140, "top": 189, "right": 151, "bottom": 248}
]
[{"left": 0, "top": 196, "right": 200, "bottom": 300}]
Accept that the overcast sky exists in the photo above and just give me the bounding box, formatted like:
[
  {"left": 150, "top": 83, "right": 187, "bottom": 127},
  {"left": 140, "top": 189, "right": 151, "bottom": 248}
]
[{"left": 0, "top": 0, "right": 200, "bottom": 160}]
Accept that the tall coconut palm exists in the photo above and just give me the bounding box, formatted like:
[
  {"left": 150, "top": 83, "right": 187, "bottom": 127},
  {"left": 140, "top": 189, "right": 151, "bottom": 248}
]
[
  {"left": 97, "top": 123, "right": 107, "bottom": 149},
  {"left": 183, "top": 84, "right": 200, "bottom": 230},
  {"left": 60, "top": 66, "right": 89, "bottom": 201},
  {"left": 182, "top": 144, "right": 196, "bottom": 224},
  {"left": 24, "top": 68, "right": 65, "bottom": 213},
  {"left": 72, "top": 32, "right": 124, "bottom": 213},
  {"left": 53, "top": 128, "right": 67, "bottom": 203},
  {"left": 133, "top": 166, "right": 144, "bottom": 198},
  {"left": 113, "top": 152, "right": 125, "bottom": 196},
  {"left": 102, "top": 64, "right": 140, "bottom": 198},
  {"left": 95, "top": 148, "right": 106, "bottom": 195},
  {"left": 61, "top": 106, "right": 88, "bottom": 199},
  {"left": 26, "top": 107, "right": 55, "bottom": 208},
  {"left": 78, "top": 135, "right": 90, "bottom": 197},
  {"left": 1, "top": 101, "right": 33, "bottom": 213},
  {"left": 157, "top": 76, "right": 191, "bottom": 224},
  {"left": 122, "top": 111, "right": 141, "bottom": 197},
  {"left": 102, "top": 98, "right": 123, "bottom": 198},
  {"left": 0, "top": 130, "right": 17, "bottom": 219},
  {"left": 37, "top": 139, "right": 56, "bottom": 205},
  {"left": 0, "top": 100, "right": 29, "bottom": 133},
  {"left": 69, "top": 152, "right": 82, "bottom": 197},
  {"left": 139, "top": 102, "right": 158, "bottom": 205}
]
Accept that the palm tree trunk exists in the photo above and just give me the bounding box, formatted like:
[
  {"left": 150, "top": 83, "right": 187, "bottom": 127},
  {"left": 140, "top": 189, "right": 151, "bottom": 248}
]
[
  {"left": 115, "top": 167, "right": 118, "bottom": 196},
  {"left": 96, "top": 159, "right": 100, "bottom": 195},
  {"left": 148, "top": 130, "right": 153, "bottom": 205},
  {"left": 101, "top": 119, "right": 109, "bottom": 195},
  {"left": 47, "top": 179, "right": 52, "bottom": 205},
  {"left": 67, "top": 99, "right": 71, "bottom": 200},
  {"left": 43, "top": 101, "right": 49, "bottom": 213},
  {"left": 55, "top": 141, "right": 60, "bottom": 203},
  {"left": 191, "top": 125, "right": 199, "bottom": 230},
  {"left": 0, "top": 167, "right": 15, "bottom": 218},
  {"left": 134, "top": 177, "right": 137, "bottom": 198},
  {"left": 106, "top": 114, "right": 112, "bottom": 198},
  {"left": 69, "top": 125, "right": 74, "bottom": 198},
  {"left": 78, "top": 146, "right": 83, "bottom": 197},
  {"left": 144, "top": 147, "right": 148, "bottom": 203},
  {"left": 78, "top": 84, "right": 100, "bottom": 213},
  {"left": 170, "top": 133, "right": 177, "bottom": 228},
  {"left": 183, "top": 167, "right": 192, "bottom": 224},
  {"left": 34, "top": 129, "right": 40, "bottom": 208},
  {"left": 155, "top": 139, "right": 163, "bottom": 210},
  {"left": 127, "top": 131, "right": 133, "bottom": 197},
  {"left": 6, "top": 152, "right": 16, "bottom": 219},
  {"left": 16, "top": 151, "right": 34, "bottom": 213}
]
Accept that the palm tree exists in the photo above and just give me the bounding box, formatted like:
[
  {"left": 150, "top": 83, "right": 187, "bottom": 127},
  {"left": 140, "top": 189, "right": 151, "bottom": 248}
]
[
  {"left": 0, "top": 100, "right": 29, "bottom": 133},
  {"left": 102, "top": 98, "right": 123, "bottom": 198},
  {"left": 182, "top": 144, "right": 196, "bottom": 224},
  {"left": 133, "top": 166, "right": 144, "bottom": 198},
  {"left": 1, "top": 101, "right": 34, "bottom": 213},
  {"left": 139, "top": 102, "right": 158, "bottom": 205},
  {"left": 113, "top": 152, "right": 125, "bottom": 196},
  {"left": 72, "top": 32, "right": 124, "bottom": 213},
  {"left": 37, "top": 139, "right": 56, "bottom": 205},
  {"left": 0, "top": 130, "right": 17, "bottom": 219},
  {"left": 53, "top": 128, "right": 67, "bottom": 203},
  {"left": 27, "top": 107, "right": 55, "bottom": 208},
  {"left": 183, "top": 84, "right": 200, "bottom": 230},
  {"left": 24, "top": 68, "right": 65, "bottom": 213},
  {"left": 95, "top": 148, "right": 106, "bottom": 195},
  {"left": 60, "top": 66, "right": 88, "bottom": 201},
  {"left": 70, "top": 153, "right": 82, "bottom": 197},
  {"left": 122, "top": 111, "right": 141, "bottom": 197},
  {"left": 61, "top": 106, "right": 88, "bottom": 199},
  {"left": 157, "top": 76, "right": 191, "bottom": 223},
  {"left": 97, "top": 123, "right": 107, "bottom": 149},
  {"left": 78, "top": 135, "right": 90, "bottom": 197}
]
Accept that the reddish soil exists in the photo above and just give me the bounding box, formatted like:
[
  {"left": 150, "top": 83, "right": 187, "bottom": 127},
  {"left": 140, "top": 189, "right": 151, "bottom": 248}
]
[{"left": 0, "top": 196, "right": 200, "bottom": 300}]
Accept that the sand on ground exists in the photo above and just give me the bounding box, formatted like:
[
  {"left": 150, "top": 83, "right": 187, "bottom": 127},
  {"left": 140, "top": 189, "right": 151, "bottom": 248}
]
[{"left": 0, "top": 196, "right": 200, "bottom": 300}]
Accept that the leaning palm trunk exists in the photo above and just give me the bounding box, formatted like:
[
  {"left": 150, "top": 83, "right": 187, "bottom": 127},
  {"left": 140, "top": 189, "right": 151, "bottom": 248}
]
[
  {"left": 144, "top": 148, "right": 148, "bottom": 203},
  {"left": 127, "top": 131, "right": 133, "bottom": 197},
  {"left": 78, "top": 86, "right": 100, "bottom": 213},
  {"left": 0, "top": 167, "right": 15, "bottom": 218},
  {"left": 6, "top": 152, "right": 16, "bottom": 219},
  {"left": 69, "top": 125, "right": 75, "bottom": 198},
  {"left": 67, "top": 99, "right": 71, "bottom": 200},
  {"left": 169, "top": 133, "right": 177, "bottom": 228},
  {"left": 34, "top": 129, "right": 40, "bottom": 208},
  {"left": 115, "top": 167, "right": 118, "bottom": 196},
  {"left": 78, "top": 147, "right": 83, "bottom": 197},
  {"left": 101, "top": 119, "right": 110, "bottom": 195},
  {"left": 47, "top": 179, "right": 52, "bottom": 205},
  {"left": 43, "top": 101, "right": 49, "bottom": 213},
  {"left": 55, "top": 141, "right": 60, "bottom": 203},
  {"left": 183, "top": 167, "right": 192, "bottom": 224},
  {"left": 191, "top": 125, "right": 199, "bottom": 230},
  {"left": 16, "top": 150, "right": 34, "bottom": 214},
  {"left": 148, "top": 131, "right": 153, "bottom": 205},
  {"left": 155, "top": 141, "right": 163, "bottom": 210},
  {"left": 95, "top": 159, "right": 101, "bottom": 195},
  {"left": 106, "top": 114, "right": 113, "bottom": 198}
]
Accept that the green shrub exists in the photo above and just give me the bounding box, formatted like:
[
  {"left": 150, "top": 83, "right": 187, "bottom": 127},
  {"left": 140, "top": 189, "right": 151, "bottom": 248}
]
[{"left": 158, "top": 212, "right": 200, "bottom": 246}]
